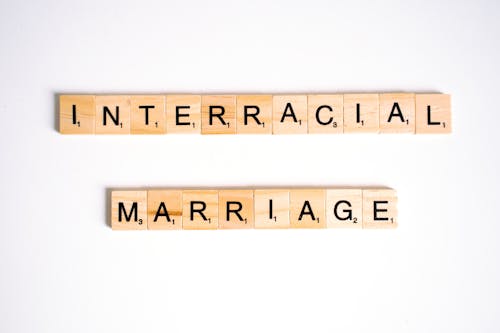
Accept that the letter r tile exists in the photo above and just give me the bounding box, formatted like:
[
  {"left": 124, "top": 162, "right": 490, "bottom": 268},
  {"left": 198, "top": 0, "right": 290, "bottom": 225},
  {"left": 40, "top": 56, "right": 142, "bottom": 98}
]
[
  {"left": 218, "top": 190, "right": 254, "bottom": 229},
  {"left": 182, "top": 190, "right": 218, "bottom": 229}
]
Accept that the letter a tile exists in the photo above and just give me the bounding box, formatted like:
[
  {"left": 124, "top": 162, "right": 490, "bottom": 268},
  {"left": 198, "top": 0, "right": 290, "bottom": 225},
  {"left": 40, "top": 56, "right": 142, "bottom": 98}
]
[
  {"left": 147, "top": 190, "right": 183, "bottom": 230},
  {"left": 273, "top": 95, "right": 308, "bottom": 134},
  {"left": 290, "top": 189, "right": 326, "bottom": 228}
]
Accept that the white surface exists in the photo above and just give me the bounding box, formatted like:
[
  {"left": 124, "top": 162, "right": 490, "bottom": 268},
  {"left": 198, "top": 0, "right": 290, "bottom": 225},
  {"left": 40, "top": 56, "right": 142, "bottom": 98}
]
[{"left": 1, "top": 0, "right": 499, "bottom": 332}]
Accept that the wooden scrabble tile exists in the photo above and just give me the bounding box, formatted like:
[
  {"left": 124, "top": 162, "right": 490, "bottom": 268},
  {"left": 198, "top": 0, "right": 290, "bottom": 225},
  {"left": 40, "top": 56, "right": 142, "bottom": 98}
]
[
  {"left": 289, "top": 189, "right": 326, "bottom": 228},
  {"left": 111, "top": 191, "right": 147, "bottom": 230},
  {"left": 218, "top": 190, "right": 254, "bottom": 229},
  {"left": 182, "top": 190, "right": 218, "bottom": 229},
  {"left": 273, "top": 95, "right": 308, "bottom": 134},
  {"left": 236, "top": 95, "right": 273, "bottom": 134},
  {"left": 59, "top": 95, "right": 96, "bottom": 134},
  {"left": 147, "top": 190, "right": 182, "bottom": 230},
  {"left": 166, "top": 95, "right": 201, "bottom": 134},
  {"left": 416, "top": 94, "right": 451, "bottom": 134},
  {"left": 95, "top": 95, "right": 130, "bottom": 134},
  {"left": 307, "top": 95, "right": 343, "bottom": 134},
  {"left": 379, "top": 93, "right": 415, "bottom": 133},
  {"left": 201, "top": 95, "right": 236, "bottom": 134},
  {"left": 254, "top": 189, "right": 290, "bottom": 229},
  {"left": 130, "top": 95, "right": 165, "bottom": 134},
  {"left": 326, "top": 189, "right": 362, "bottom": 228},
  {"left": 343, "top": 94, "right": 379, "bottom": 133},
  {"left": 362, "top": 189, "right": 398, "bottom": 229}
]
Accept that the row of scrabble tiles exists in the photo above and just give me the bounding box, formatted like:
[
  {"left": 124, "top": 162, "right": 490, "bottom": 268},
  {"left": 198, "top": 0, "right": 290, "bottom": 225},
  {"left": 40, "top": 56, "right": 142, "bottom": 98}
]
[
  {"left": 61, "top": 93, "right": 451, "bottom": 134},
  {"left": 111, "top": 188, "right": 397, "bottom": 230}
]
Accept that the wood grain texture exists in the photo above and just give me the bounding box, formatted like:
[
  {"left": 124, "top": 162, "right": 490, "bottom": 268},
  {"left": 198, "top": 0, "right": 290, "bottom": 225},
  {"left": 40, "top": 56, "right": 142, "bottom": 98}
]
[
  {"left": 147, "top": 190, "right": 182, "bottom": 230},
  {"left": 166, "top": 95, "right": 201, "bottom": 134},
  {"left": 60, "top": 93, "right": 451, "bottom": 135},
  {"left": 307, "top": 95, "right": 343, "bottom": 134},
  {"left": 60, "top": 95, "right": 95, "bottom": 134},
  {"left": 111, "top": 191, "right": 147, "bottom": 230},
  {"left": 201, "top": 95, "right": 236, "bottom": 134},
  {"left": 379, "top": 93, "right": 415, "bottom": 133},
  {"left": 254, "top": 189, "right": 290, "bottom": 229},
  {"left": 416, "top": 94, "right": 452, "bottom": 134},
  {"left": 110, "top": 188, "right": 398, "bottom": 230},
  {"left": 182, "top": 190, "right": 218, "bottom": 229},
  {"left": 326, "top": 189, "right": 363, "bottom": 228},
  {"left": 218, "top": 190, "right": 254, "bottom": 229},
  {"left": 273, "top": 95, "right": 308, "bottom": 134},
  {"left": 236, "top": 95, "right": 273, "bottom": 134},
  {"left": 344, "top": 94, "right": 379, "bottom": 133},
  {"left": 95, "top": 95, "right": 131, "bottom": 134},
  {"left": 130, "top": 95, "right": 165, "bottom": 134},
  {"left": 289, "top": 189, "right": 326, "bottom": 228},
  {"left": 362, "top": 189, "right": 398, "bottom": 229}
]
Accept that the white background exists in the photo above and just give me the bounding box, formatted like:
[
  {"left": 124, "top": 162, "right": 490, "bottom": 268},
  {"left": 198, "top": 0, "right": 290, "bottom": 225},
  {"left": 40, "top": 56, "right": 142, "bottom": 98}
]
[{"left": 1, "top": 0, "right": 499, "bottom": 332}]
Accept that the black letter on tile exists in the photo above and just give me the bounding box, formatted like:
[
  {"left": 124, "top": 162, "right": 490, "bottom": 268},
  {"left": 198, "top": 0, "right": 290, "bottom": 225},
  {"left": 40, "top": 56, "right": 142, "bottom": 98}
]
[
  {"left": 315, "top": 105, "right": 333, "bottom": 125},
  {"left": 244, "top": 106, "right": 262, "bottom": 125},
  {"left": 190, "top": 201, "right": 207, "bottom": 221},
  {"left": 356, "top": 103, "right": 362, "bottom": 123},
  {"left": 334, "top": 200, "right": 352, "bottom": 220},
  {"left": 226, "top": 201, "right": 243, "bottom": 221},
  {"left": 118, "top": 202, "right": 137, "bottom": 222},
  {"left": 269, "top": 199, "right": 273, "bottom": 219},
  {"left": 154, "top": 202, "right": 171, "bottom": 222},
  {"left": 209, "top": 106, "right": 226, "bottom": 125},
  {"left": 374, "top": 201, "right": 388, "bottom": 221},
  {"left": 387, "top": 102, "right": 405, "bottom": 123},
  {"left": 103, "top": 106, "right": 119, "bottom": 126},
  {"left": 427, "top": 105, "right": 441, "bottom": 125},
  {"left": 280, "top": 103, "right": 298, "bottom": 123},
  {"left": 176, "top": 106, "right": 191, "bottom": 126},
  {"left": 298, "top": 201, "right": 316, "bottom": 221},
  {"left": 72, "top": 105, "right": 77, "bottom": 124},
  {"left": 139, "top": 105, "right": 154, "bottom": 125}
]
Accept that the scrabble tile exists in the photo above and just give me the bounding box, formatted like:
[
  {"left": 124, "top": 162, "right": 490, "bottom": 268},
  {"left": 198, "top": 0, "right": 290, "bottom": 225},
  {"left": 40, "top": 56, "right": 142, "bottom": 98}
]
[
  {"left": 147, "top": 190, "right": 182, "bottom": 230},
  {"left": 307, "top": 95, "right": 343, "bottom": 134},
  {"left": 166, "top": 95, "right": 201, "bottom": 134},
  {"left": 290, "top": 189, "right": 326, "bottom": 228},
  {"left": 379, "top": 93, "right": 415, "bottom": 133},
  {"left": 182, "top": 190, "right": 218, "bottom": 229},
  {"left": 343, "top": 94, "right": 379, "bottom": 133},
  {"left": 95, "top": 95, "right": 130, "bottom": 134},
  {"left": 130, "top": 95, "right": 165, "bottom": 134},
  {"left": 236, "top": 95, "right": 273, "bottom": 134},
  {"left": 59, "top": 95, "right": 95, "bottom": 134},
  {"left": 416, "top": 94, "right": 451, "bottom": 134},
  {"left": 362, "top": 189, "right": 398, "bottom": 229},
  {"left": 273, "top": 95, "right": 308, "bottom": 134},
  {"left": 326, "top": 189, "right": 362, "bottom": 228},
  {"left": 201, "top": 95, "right": 236, "bottom": 134},
  {"left": 111, "top": 191, "right": 147, "bottom": 230},
  {"left": 218, "top": 190, "right": 254, "bottom": 229},
  {"left": 254, "top": 189, "right": 290, "bottom": 229}
]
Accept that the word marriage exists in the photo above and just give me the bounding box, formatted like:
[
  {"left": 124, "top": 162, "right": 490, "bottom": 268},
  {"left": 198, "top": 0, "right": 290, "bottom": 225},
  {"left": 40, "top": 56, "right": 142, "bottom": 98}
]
[{"left": 111, "top": 188, "right": 397, "bottom": 230}]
